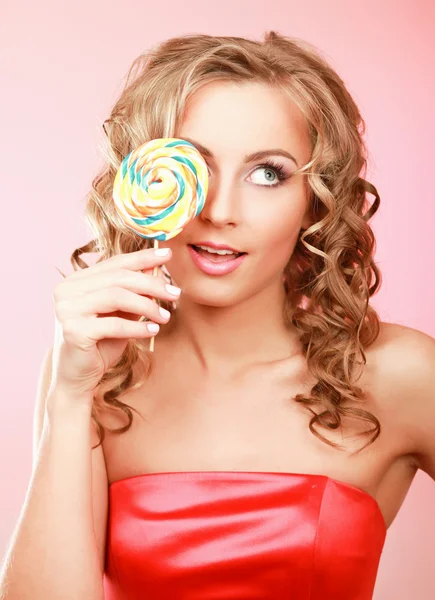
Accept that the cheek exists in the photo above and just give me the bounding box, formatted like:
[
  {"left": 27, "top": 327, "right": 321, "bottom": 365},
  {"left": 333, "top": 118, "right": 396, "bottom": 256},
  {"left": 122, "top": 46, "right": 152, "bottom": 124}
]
[
  {"left": 251, "top": 207, "right": 302, "bottom": 276},
  {"left": 256, "top": 207, "right": 302, "bottom": 254}
]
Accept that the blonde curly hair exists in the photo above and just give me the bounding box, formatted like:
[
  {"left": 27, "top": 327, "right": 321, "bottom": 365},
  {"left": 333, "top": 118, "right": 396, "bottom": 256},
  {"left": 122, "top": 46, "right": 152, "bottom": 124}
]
[{"left": 66, "top": 31, "right": 382, "bottom": 453}]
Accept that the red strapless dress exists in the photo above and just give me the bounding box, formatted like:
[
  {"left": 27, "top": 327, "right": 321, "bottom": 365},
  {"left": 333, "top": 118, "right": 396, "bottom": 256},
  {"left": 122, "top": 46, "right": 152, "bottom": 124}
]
[{"left": 103, "top": 471, "right": 386, "bottom": 599}]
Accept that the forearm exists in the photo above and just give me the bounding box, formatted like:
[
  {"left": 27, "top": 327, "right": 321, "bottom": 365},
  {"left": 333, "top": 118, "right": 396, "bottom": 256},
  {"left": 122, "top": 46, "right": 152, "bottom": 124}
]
[{"left": 0, "top": 390, "right": 104, "bottom": 600}]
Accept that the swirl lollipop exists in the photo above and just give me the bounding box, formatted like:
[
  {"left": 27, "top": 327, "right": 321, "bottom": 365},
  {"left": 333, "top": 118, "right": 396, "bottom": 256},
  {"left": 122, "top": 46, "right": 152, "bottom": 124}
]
[{"left": 112, "top": 137, "right": 209, "bottom": 351}]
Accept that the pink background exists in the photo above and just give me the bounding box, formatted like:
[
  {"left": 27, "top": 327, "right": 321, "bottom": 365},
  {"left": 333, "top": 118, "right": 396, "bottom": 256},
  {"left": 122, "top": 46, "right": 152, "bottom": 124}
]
[{"left": 1, "top": 0, "right": 434, "bottom": 596}]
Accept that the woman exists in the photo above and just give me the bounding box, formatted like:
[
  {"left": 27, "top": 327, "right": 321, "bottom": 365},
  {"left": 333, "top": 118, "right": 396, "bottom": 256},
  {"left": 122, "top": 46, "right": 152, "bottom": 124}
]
[{"left": 2, "top": 31, "right": 434, "bottom": 600}]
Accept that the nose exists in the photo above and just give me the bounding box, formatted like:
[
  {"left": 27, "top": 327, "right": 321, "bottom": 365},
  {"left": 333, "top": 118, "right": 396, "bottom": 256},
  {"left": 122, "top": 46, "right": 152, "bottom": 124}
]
[{"left": 199, "top": 176, "right": 241, "bottom": 228}]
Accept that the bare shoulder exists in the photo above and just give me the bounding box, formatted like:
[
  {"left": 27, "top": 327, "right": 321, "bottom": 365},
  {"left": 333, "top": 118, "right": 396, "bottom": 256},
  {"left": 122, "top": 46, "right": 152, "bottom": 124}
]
[{"left": 365, "top": 321, "right": 435, "bottom": 479}]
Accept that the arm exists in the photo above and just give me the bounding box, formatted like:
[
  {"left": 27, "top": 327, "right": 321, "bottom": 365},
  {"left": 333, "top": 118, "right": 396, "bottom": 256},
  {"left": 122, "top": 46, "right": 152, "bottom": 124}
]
[
  {"left": 405, "top": 330, "right": 435, "bottom": 480},
  {"left": 0, "top": 346, "right": 108, "bottom": 600}
]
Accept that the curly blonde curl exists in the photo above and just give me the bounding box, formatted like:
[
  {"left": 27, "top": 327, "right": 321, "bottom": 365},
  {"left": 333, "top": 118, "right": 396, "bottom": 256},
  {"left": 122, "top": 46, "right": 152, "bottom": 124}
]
[{"left": 64, "top": 31, "right": 382, "bottom": 453}]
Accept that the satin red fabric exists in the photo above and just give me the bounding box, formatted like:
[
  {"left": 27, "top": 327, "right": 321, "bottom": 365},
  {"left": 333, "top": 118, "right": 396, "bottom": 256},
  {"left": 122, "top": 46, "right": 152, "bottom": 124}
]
[{"left": 103, "top": 471, "right": 386, "bottom": 599}]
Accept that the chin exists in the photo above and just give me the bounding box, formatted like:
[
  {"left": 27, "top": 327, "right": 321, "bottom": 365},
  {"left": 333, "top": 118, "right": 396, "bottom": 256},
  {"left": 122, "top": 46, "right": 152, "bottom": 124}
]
[{"left": 181, "top": 281, "right": 245, "bottom": 308}]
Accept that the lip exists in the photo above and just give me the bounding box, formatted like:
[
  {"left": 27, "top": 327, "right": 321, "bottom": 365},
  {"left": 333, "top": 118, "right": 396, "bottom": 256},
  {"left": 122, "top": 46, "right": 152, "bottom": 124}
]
[
  {"left": 192, "top": 240, "right": 243, "bottom": 253},
  {"left": 188, "top": 244, "right": 247, "bottom": 276}
]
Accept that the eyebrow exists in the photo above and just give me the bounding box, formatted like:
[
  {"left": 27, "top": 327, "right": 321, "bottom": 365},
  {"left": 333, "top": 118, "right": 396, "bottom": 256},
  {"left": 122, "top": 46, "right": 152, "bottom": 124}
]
[{"left": 181, "top": 136, "right": 299, "bottom": 167}]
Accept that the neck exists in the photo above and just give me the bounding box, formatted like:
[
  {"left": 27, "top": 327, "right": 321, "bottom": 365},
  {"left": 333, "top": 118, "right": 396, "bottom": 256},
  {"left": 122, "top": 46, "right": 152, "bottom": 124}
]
[{"left": 164, "top": 277, "right": 301, "bottom": 377}]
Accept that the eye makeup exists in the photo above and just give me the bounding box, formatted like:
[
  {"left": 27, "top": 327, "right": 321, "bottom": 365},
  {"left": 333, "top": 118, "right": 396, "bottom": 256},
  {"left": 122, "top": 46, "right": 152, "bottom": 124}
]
[
  {"left": 254, "top": 159, "right": 292, "bottom": 187},
  {"left": 205, "top": 158, "right": 292, "bottom": 188}
]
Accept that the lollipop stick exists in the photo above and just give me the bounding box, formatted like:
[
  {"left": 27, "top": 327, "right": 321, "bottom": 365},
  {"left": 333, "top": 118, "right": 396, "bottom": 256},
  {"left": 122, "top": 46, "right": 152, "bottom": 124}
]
[{"left": 149, "top": 239, "right": 160, "bottom": 353}]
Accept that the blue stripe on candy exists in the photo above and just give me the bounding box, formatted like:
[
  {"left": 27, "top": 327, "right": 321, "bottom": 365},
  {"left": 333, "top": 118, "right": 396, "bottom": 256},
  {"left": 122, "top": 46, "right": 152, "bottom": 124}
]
[
  {"left": 131, "top": 201, "right": 175, "bottom": 226},
  {"left": 141, "top": 168, "right": 152, "bottom": 191},
  {"left": 121, "top": 152, "right": 133, "bottom": 181},
  {"left": 166, "top": 140, "right": 196, "bottom": 150},
  {"left": 195, "top": 185, "right": 205, "bottom": 216},
  {"left": 173, "top": 155, "right": 197, "bottom": 178},
  {"left": 128, "top": 157, "right": 140, "bottom": 185}
]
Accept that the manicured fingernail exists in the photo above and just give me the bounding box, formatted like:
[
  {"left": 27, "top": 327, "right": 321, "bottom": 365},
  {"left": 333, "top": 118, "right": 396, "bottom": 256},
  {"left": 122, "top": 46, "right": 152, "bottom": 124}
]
[
  {"left": 155, "top": 248, "right": 170, "bottom": 256},
  {"left": 159, "top": 307, "right": 171, "bottom": 319},
  {"left": 147, "top": 323, "right": 160, "bottom": 333},
  {"left": 165, "top": 284, "right": 181, "bottom": 296}
]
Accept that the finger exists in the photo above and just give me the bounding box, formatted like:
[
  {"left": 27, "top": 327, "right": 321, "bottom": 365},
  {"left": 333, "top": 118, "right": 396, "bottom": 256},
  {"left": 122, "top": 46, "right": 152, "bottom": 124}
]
[
  {"left": 66, "top": 247, "right": 172, "bottom": 281},
  {"left": 55, "top": 269, "right": 181, "bottom": 302},
  {"left": 61, "top": 287, "right": 172, "bottom": 324},
  {"left": 76, "top": 316, "right": 161, "bottom": 342}
]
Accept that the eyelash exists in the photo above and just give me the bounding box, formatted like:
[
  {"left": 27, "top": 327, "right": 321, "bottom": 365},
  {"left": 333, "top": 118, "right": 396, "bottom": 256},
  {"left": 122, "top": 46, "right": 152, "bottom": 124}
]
[
  {"left": 255, "top": 159, "right": 292, "bottom": 187},
  {"left": 206, "top": 159, "right": 291, "bottom": 188}
]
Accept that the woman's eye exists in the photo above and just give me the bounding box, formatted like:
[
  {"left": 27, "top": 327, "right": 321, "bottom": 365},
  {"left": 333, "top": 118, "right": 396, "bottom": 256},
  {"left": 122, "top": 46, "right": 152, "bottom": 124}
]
[
  {"left": 249, "top": 166, "right": 280, "bottom": 186},
  {"left": 248, "top": 163, "right": 290, "bottom": 187},
  {"left": 205, "top": 162, "right": 290, "bottom": 187}
]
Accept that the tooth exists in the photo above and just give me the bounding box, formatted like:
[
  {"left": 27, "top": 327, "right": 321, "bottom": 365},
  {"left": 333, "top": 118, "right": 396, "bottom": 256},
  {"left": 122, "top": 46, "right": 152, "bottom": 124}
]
[{"left": 197, "top": 245, "right": 236, "bottom": 255}]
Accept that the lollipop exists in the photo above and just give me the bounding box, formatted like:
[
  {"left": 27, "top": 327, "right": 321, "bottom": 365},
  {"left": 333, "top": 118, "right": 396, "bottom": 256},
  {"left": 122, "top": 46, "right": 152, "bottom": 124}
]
[{"left": 112, "top": 137, "right": 209, "bottom": 351}]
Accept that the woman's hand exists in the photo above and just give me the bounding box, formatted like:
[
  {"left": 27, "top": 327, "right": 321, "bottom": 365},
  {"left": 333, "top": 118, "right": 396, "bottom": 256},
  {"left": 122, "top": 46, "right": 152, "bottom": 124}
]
[{"left": 48, "top": 247, "right": 180, "bottom": 405}]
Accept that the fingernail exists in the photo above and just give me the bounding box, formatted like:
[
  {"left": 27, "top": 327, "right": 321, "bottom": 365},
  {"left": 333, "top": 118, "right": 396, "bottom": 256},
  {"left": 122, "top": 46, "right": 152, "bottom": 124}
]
[
  {"left": 165, "top": 284, "right": 181, "bottom": 296},
  {"left": 147, "top": 323, "right": 160, "bottom": 333},
  {"left": 159, "top": 307, "right": 171, "bottom": 319},
  {"left": 155, "top": 248, "right": 170, "bottom": 256}
]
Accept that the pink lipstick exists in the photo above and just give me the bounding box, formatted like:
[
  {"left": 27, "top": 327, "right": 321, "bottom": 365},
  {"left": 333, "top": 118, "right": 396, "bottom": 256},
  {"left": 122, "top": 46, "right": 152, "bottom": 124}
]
[{"left": 188, "top": 244, "right": 247, "bottom": 276}]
